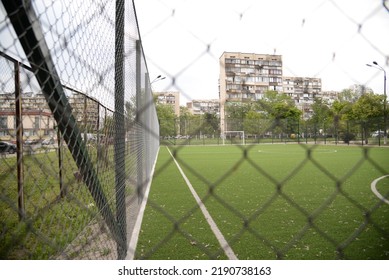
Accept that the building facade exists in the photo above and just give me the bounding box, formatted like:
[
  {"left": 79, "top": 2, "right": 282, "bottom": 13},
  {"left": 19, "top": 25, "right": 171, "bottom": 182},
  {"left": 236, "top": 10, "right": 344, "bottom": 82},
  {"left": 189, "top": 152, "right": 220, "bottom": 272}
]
[
  {"left": 154, "top": 91, "right": 180, "bottom": 116},
  {"left": 186, "top": 99, "right": 220, "bottom": 116},
  {"left": 283, "top": 76, "right": 322, "bottom": 119},
  {"left": 219, "top": 52, "right": 283, "bottom": 133},
  {"left": 0, "top": 92, "right": 55, "bottom": 141},
  {"left": 68, "top": 92, "right": 100, "bottom": 131},
  {"left": 0, "top": 91, "right": 101, "bottom": 142}
]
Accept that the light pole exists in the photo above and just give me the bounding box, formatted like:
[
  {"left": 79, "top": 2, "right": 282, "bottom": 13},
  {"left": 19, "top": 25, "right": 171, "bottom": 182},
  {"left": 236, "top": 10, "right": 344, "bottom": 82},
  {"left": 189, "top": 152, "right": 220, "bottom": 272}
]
[
  {"left": 367, "top": 61, "right": 387, "bottom": 145},
  {"left": 151, "top": 75, "right": 166, "bottom": 84}
]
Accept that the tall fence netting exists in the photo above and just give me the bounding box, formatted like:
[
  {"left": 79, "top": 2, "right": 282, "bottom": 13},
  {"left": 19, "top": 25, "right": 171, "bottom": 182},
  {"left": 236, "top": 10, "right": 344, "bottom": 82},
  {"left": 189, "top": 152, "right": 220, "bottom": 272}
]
[
  {"left": 1, "top": 0, "right": 389, "bottom": 260},
  {"left": 0, "top": 0, "right": 159, "bottom": 259}
]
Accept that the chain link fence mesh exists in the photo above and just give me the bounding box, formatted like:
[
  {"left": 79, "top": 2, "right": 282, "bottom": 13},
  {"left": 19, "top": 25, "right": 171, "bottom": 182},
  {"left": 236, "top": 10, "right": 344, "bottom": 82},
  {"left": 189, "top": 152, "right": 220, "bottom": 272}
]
[
  {"left": 0, "top": 0, "right": 389, "bottom": 260},
  {"left": 0, "top": 0, "right": 158, "bottom": 259}
]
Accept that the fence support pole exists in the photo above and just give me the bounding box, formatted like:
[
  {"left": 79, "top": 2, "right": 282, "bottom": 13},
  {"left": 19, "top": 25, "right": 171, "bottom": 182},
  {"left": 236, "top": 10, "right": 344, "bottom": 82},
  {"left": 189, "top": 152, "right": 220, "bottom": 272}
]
[
  {"left": 136, "top": 40, "right": 143, "bottom": 202},
  {"left": 114, "top": 0, "right": 127, "bottom": 259},
  {"left": 57, "top": 128, "right": 66, "bottom": 197},
  {"left": 14, "top": 61, "right": 25, "bottom": 221},
  {"left": 145, "top": 73, "right": 150, "bottom": 186}
]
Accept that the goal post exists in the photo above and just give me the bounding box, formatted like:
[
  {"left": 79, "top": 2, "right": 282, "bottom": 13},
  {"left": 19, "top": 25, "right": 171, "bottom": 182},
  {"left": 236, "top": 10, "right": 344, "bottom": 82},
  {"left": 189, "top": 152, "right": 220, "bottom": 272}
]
[{"left": 222, "top": 131, "right": 245, "bottom": 145}]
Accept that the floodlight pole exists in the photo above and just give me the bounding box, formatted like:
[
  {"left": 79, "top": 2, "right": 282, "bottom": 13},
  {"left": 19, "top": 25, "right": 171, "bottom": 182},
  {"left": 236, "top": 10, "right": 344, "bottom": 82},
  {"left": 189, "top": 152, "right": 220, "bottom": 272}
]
[{"left": 367, "top": 62, "right": 387, "bottom": 145}]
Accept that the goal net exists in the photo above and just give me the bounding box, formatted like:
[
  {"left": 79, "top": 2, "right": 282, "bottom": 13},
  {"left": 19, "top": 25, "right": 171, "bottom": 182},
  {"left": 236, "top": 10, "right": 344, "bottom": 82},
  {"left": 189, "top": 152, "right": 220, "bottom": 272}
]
[{"left": 222, "top": 131, "right": 245, "bottom": 145}]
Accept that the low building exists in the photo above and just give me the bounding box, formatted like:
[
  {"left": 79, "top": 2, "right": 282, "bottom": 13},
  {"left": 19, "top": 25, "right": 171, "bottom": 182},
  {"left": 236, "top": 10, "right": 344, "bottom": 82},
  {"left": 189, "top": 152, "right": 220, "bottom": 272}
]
[
  {"left": 0, "top": 92, "right": 55, "bottom": 140},
  {"left": 154, "top": 91, "right": 180, "bottom": 116},
  {"left": 187, "top": 99, "right": 219, "bottom": 115}
]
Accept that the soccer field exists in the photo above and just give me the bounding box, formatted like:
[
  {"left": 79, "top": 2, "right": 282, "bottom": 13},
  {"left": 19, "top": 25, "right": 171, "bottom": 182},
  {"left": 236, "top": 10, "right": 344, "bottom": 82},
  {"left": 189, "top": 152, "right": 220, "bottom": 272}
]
[{"left": 135, "top": 144, "right": 389, "bottom": 260}]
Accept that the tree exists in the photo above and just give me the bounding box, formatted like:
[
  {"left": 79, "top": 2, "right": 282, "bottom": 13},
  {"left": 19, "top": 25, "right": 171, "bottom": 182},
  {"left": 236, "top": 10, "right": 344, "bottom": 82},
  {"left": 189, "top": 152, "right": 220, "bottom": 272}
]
[
  {"left": 156, "top": 104, "right": 176, "bottom": 137},
  {"left": 309, "top": 97, "right": 332, "bottom": 136},
  {"left": 179, "top": 106, "right": 192, "bottom": 136},
  {"left": 243, "top": 110, "right": 267, "bottom": 136},
  {"left": 225, "top": 102, "right": 253, "bottom": 131},
  {"left": 338, "top": 85, "right": 373, "bottom": 103},
  {"left": 330, "top": 99, "right": 354, "bottom": 142},
  {"left": 256, "top": 91, "right": 301, "bottom": 134},
  {"left": 202, "top": 112, "right": 219, "bottom": 135},
  {"left": 350, "top": 93, "right": 384, "bottom": 143}
]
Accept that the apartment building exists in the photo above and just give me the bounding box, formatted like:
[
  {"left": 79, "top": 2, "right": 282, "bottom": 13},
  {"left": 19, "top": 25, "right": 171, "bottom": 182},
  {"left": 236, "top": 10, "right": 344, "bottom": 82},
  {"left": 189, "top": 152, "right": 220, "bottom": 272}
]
[
  {"left": 219, "top": 52, "right": 283, "bottom": 133},
  {"left": 154, "top": 91, "right": 180, "bottom": 116},
  {"left": 69, "top": 92, "right": 100, "bottom": 131},
  {"left": 187, "top": 99, "right": 220, "bottom": 116},
  {"left": 283, "top": 76, "right": 322, "bottom": 119}
]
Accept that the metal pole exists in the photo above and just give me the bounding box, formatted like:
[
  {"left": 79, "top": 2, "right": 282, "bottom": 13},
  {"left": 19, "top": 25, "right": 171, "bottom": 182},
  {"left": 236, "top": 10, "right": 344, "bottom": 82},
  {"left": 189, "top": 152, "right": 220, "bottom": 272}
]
[
  {"left": 383, "top": 69, "right": 387, "bottom": 145},
  {"left": 367, "top": 62, "right": 387, "bottom": 144},
  {"left": 136, "top": 40, "right": 143, "bottom": 202},
  {"left": 58, "top": 127, "right": 66, "bottom": 197},
  {"left": 114, "top": 0, "right": 127, "bottom": 259},
  {"left": 145, "top": 72, "right": 150, "bottom": 192},
  {"left": 14, "top": 61, "right": 25, "bottom": 221}
]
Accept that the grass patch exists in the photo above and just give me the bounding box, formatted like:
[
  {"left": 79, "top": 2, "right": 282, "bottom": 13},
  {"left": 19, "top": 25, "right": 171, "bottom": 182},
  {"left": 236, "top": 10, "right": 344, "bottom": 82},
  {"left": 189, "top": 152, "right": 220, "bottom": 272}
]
[
  {"left": 138, "top": 144, "right": 389, "bottom": 259},
  {"left": 135, "top": 147, "right": 226, "bottom": 260},
  {"left": 0, "top": 143, "right": 122, "bottom": 259}
]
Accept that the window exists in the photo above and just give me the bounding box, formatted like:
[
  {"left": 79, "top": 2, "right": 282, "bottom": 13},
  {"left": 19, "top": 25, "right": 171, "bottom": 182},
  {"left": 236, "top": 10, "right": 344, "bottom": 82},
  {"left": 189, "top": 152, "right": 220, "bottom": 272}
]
[
  {"left": 0, "top": 117, "right": 7, "bottom": 129},
  {"left": 226, "top": 84, "right": 242, "bottom": 90},
  {"left": 245, "top": 77, "right": 255, "bottom": 83},
  {"left": 269, "top": 61, "right": 282, "bottom": 66},
  {"left": 269, "top": 69, "right": 282, "bottom": 75},
  {"left": 226, "top": 58, "right": 240, "bottom": 64},
  {"left": 241, "top": 67, "right": 254, "bottom": 74},
  {"left": 34, "top": 116, "right": 41, "bottom": 129}
]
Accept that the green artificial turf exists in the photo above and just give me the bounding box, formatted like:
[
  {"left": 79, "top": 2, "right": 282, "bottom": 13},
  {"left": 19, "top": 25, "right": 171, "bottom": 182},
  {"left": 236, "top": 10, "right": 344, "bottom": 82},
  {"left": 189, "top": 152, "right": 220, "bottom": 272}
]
[{"left": 137, "top": 144, "right": 389, "bottom": 259}]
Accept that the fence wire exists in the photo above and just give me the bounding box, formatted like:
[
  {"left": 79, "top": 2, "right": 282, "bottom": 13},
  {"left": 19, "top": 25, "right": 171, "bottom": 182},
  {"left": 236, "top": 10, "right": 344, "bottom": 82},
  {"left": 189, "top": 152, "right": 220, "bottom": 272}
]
[
  {"left": 134, "top": 0, "right": 389, "bottom": 260},
  {"left": 0, "top": 0, "right": 158, "bottom": 259},
  {"left": 0, "top": 0, "right": 388, "bottom": 260}
]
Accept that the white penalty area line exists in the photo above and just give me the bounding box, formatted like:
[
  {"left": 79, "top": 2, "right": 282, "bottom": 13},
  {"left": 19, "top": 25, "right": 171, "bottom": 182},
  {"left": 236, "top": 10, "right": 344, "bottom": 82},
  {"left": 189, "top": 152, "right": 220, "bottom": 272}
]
[
  {"left": 166, "top": 147, "right": 238, "bottom": 260},
  {"left": 371, "top": 175, "right": 389, "bottom": 205}
]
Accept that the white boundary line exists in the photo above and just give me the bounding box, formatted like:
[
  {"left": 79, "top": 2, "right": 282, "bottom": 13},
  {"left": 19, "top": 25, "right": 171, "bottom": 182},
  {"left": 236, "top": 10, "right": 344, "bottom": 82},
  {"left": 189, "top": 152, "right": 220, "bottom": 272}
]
[
  {"left": 166, "top": 147, "right": 238, "bottom": 260},
  {"left": 371, "top": 175, "right": 389, "bottom": 205},
  {"left": 126, "top": 147, "right": 160, "bottom": 260}
]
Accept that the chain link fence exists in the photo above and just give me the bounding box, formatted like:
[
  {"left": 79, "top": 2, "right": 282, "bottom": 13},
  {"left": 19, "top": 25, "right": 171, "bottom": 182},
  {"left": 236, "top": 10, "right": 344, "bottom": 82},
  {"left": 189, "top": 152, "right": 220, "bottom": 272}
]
[
  {"left": 135, "top": 0, "right": 389, "bottom": 260},
  {"left": 1, "top": 0, "right": 389, "bottom": 260},
  {"left": 0, "top": 0, "right": 159, "bottom": 259}
]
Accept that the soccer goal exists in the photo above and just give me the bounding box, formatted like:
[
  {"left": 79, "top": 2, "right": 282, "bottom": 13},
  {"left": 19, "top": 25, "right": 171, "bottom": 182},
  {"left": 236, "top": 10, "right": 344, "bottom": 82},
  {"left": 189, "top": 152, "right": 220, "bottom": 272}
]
[{"left": 222, "top": 131, "right": 245, "bottom": 145}]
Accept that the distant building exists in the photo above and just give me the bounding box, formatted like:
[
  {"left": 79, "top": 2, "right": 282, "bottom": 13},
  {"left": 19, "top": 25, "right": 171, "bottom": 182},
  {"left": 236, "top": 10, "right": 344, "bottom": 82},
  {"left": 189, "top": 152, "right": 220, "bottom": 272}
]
[
  {"left": 318, "top": 91, "right": 339, "bottom": 105},
  {"left": 219, "top": 52, "right": 283, "bottom": 133},
  {"left": 283, "top": 76, "right": 322, "bottom": 119},
  {"left": 68, "top": 92, "right": 100, "bottom": 131},
  {"left": 154, "top": 91, "right": 180, "bottom": 116},
  {"left": 0, "top": 91, "right": 101, "bottom": 141},
  {"left": 187, "top": 99, "right": 219, "bottom": 115},
  {"left": 0, "top": 92, "right": 55, "bottom": 140}
]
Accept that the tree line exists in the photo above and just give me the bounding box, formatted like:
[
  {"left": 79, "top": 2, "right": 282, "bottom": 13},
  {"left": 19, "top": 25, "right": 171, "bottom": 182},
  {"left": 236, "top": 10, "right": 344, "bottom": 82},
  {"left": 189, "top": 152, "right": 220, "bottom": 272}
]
[{"left": 155, "top": 85, "right": 387, "bottom": 144}]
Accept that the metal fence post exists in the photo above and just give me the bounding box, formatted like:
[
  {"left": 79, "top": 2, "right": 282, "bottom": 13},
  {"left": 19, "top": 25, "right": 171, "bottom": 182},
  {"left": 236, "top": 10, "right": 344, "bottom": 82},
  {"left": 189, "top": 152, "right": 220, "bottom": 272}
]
[
  {"left": 145, "top": 73, "right": 150, "bottom": 183},
  {"left": 114, "top": 0, "right": 127, "bottom": 259},
  {"left": 57, "top": 128, "right": 66, "bottom": 198},
  {"left": 136, "top": 40, "right": 143, "bottom": 201},
  {"left": 14, "top": 61, "right": 25, "bottom": 221}
]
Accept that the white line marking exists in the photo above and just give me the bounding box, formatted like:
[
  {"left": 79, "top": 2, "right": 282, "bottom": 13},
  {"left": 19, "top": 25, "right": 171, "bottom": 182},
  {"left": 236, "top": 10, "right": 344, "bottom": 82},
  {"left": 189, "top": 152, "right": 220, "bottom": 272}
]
[
  {"left": 371, "top": 175, "right": 389, "bottom": 205},
  {"left": 167, "top": 147, "right": 238, "bottom": 260},
  {"left": 126, "top": 147, "right": 160, "bottom": 260}
]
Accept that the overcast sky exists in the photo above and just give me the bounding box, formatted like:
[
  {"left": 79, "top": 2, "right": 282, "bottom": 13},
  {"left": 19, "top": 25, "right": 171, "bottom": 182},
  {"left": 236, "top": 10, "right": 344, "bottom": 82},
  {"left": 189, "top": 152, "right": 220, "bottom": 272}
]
[{"left": 134, "top": 0, "right": 389, "bottom": 105}]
